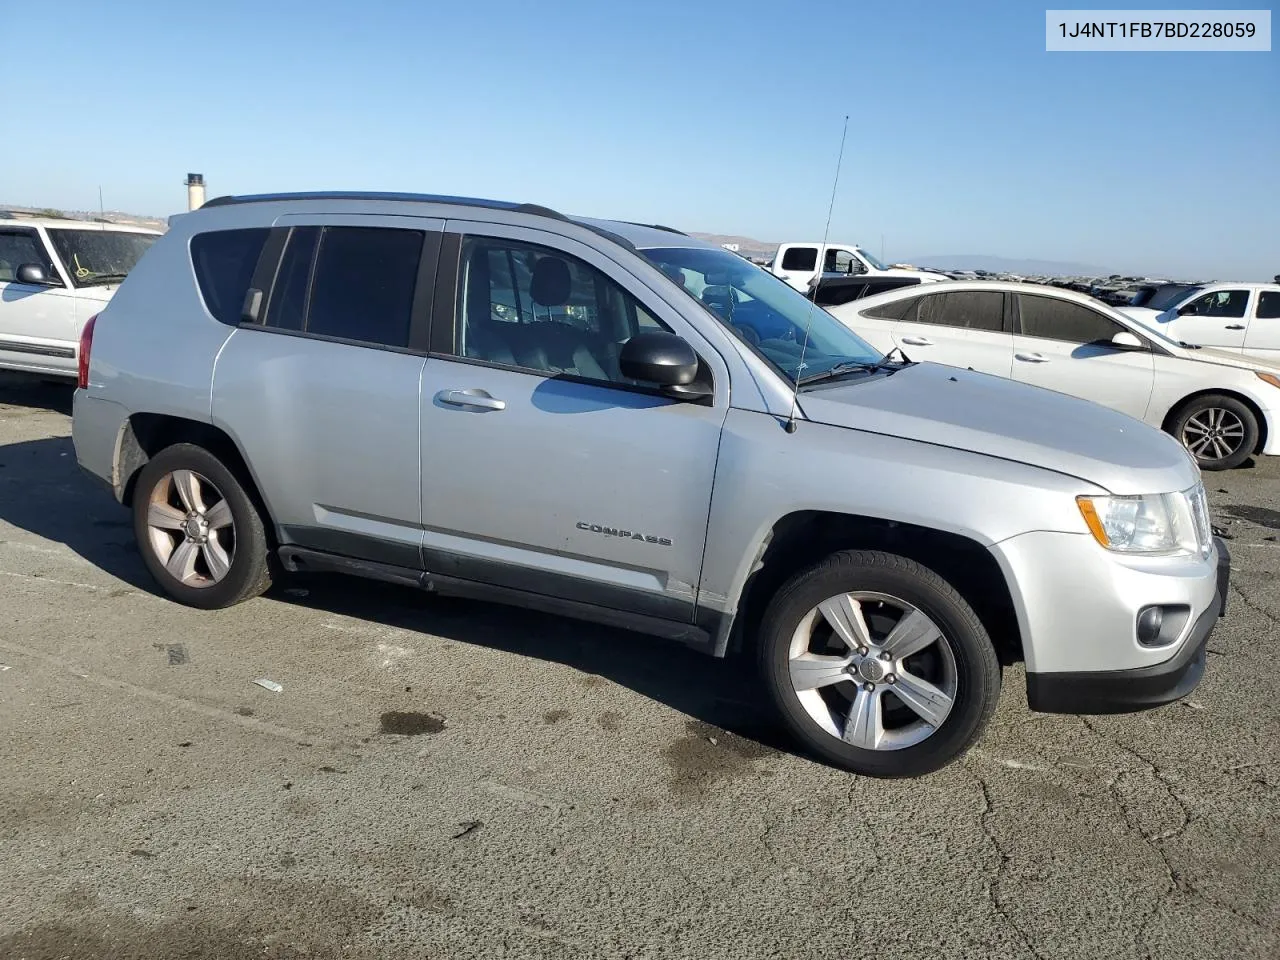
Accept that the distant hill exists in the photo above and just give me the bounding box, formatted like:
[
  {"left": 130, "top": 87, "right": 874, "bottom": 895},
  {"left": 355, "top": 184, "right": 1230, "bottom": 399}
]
[
  {"left": 0, "top": 202, "right": 167, "bottom": 232},
  {"left": 903, "top": 254, "right": 1107, "bottom": 276}
]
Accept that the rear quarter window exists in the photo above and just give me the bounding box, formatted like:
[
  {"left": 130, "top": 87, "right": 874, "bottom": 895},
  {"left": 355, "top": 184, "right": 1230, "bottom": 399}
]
[{"left": 190, "top": 229, "right": 270, "bottom": 325}]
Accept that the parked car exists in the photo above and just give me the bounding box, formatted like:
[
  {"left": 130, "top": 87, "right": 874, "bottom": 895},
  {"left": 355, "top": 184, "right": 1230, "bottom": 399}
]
[
  {"left": 1118, "top": 282, "right": 1280, "bottom": 360},
  {"left": 768, "top": 242, "right": 949, "bottom": 293},
  {"left": 73, "top": 192, "right": 1227, "bottom": 778},
  {"left": 0, "top": 217, "right": 161, "bottom": 378},
  {"left": 831, "top": 280, "right": 1280, "bottom": 470}
]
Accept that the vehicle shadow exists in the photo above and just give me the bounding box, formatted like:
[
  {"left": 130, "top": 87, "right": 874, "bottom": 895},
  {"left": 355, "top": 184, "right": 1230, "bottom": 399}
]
[
  {"left": 0, "top": 375, "right": 74, "bottom": 414},
  {"left": 0, "top": 434, "right": 786, "bottom": 754}
]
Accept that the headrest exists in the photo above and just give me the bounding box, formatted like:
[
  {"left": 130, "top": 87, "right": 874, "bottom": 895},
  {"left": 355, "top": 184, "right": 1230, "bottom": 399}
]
[{"left": 531, "top": 256, "right": 572, "bottom": 307}]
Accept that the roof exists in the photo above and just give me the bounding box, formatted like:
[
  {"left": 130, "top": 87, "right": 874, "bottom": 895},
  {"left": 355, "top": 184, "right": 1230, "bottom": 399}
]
[
  {"left": 844, "top": 278, "right": 1123, "bottom": 312},
  {"left": 0, "top": 216, "right": 162, "bottom": 234},
  {"left": 198, "top": 191, "right": 716, "bottom": 253}
]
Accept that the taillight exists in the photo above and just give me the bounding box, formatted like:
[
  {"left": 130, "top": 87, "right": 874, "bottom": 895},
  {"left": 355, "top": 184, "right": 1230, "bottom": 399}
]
[{"left": 78, "top": 314, "right": 98, "bottom": 389}]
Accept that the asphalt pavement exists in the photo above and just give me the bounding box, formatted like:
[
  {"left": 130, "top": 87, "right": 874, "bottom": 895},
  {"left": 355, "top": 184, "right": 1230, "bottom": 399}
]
[{"left": 0, "top": 376, "right": 1276, "bottom": 960}]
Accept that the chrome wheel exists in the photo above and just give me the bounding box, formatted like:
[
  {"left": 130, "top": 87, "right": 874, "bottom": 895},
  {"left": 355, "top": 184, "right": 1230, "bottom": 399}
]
[
  {"left": 788, "top": 592, "right": 957, "bottom": 751},
  {"left": 1182, "top": 407, "right": 1246, "bottom": 462},
  {"left": 146, "top": 469, "right": 235, "bottom": 587}
]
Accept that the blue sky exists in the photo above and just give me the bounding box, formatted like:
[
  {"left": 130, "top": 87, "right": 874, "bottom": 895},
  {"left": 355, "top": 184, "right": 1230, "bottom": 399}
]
[{"left": 3, "top": 0, "right": 1276, "bottom": 278}]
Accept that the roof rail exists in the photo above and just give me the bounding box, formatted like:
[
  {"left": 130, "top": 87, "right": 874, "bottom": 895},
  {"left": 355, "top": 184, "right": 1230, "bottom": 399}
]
[{"left": 201, "top": 191, "right": 545, "bottom": 215}]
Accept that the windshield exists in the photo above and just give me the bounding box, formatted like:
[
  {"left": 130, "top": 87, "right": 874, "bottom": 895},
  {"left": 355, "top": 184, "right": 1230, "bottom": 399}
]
[
  {"left": 45, "top": 228, "right": 158, "bottom": 287},
  {"left": 856, "top": 247, "right": 889, "bottom": 271},
  {"left": 640, "top": 246, "right": 883, "bottom": 383}
]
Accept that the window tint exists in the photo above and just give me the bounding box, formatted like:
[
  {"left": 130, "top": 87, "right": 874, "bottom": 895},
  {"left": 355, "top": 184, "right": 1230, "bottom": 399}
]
[
  {"left": 1183, "top": 289, "right": 1249, "bottom": 319},
  {"left": 306, "top": 227, "right": 422, "bottom": 347},
  {"left": 191, "top": 228, "right": 269, "bottom": 324},
  {"left": 0, "top": 230, "right": 53, "bottom": 282},
  {"left": 1258, "top": 291, "right": 1280, "bottom": 320},
  {"left": 781, "top": 246, "right": 818, "bottom": 271},
  {"left": 1019, "top": 295, "right": 1121, "bottom": 343},
  {"left": 928, "top": 291, "right": 1004, "bottom": 332},
  {"left": 457, "top": 237, "right": 670, "bottom": 385},
  {"left": 863, "top": 296, "right": 918, "bottom": 321},
  {"left": 265, "top": 227, "right": 318, "bottom": 331}
]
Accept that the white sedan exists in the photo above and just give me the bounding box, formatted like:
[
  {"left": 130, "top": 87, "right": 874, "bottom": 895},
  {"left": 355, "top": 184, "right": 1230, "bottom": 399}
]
[
  {"left": 1118, "top": 281, "right": 1280, "bottom": 360},
  {"left": 829, "top": 280, "right": 1280, "bottom": 470}
]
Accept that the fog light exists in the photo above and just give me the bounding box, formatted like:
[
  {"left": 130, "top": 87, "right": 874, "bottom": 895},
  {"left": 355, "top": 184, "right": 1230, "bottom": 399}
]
[{"left": 1137, "top": 606, "right": 1164, "bottom": 645}]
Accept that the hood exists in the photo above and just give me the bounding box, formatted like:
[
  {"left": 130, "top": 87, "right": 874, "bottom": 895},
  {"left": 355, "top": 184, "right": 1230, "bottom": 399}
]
[
  {"left": 799, "top": 362, "right": 1198, "bottom": 495},
  {"left": 1174, "top": 344, "right": 1280, "bottom": 375}
]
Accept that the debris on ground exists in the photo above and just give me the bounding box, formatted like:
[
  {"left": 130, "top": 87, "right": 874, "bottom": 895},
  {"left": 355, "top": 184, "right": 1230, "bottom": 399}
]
[
  {"left": 451, "top": 820, "right": 482, "bottom": 840},
  {"left": 252, "top": 678, "right": 284, "bottom": 693}
]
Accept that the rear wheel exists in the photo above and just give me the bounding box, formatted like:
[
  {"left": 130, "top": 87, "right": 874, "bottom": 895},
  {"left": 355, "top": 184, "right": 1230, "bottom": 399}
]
[
  {"left": 1170, "top": 394, "right": 1257, "bottom": 471},
  {"left": 132, "top": 443, "right": 271, "bottom": 608},
  {"left": 757, "top": 550, "right": 1001, "bottom": 778}
]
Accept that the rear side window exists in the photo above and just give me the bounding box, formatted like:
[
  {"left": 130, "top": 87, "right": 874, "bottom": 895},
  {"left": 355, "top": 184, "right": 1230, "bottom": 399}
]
[
  {"left": 263, "top": 226, "right": 423, "bottom": 349},
  {"left": 781, "top": 246, "right": 818, "bottom": 271},
  {"left": 1019, "top": 294, "right": 1121, "bottom": 344},
  {"left": 1258, "top": 291, "right": 1280, "bottom": 319},
  {"left": 929, "top": 291, "right": 1005, "bottom": 332},
  {"left": 863, "top": 296, "right": 918, "bottom": 320},
  {"left": 191, "top": 228, "right": 269, "bottom": 325}
]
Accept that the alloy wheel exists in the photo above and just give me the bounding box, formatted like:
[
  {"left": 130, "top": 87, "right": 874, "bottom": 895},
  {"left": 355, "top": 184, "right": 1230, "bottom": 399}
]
[
  {"left": 1182, "top": 407, "right": 1246, "bottom": 462},
  {"left": 788, "top": 591, "right": 958, "bottom": 751},
  {"left": 146, "top": 469, "right": 236, "bottom": 587}
]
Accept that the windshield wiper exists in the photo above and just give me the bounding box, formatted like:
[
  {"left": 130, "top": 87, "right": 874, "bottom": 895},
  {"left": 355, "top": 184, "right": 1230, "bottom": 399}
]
[
  {"left": 799, "top": 356, "right": 903, "bottom": 386},
  {"left": 79, "top": 272, "right": 130, "bottom": 286}
]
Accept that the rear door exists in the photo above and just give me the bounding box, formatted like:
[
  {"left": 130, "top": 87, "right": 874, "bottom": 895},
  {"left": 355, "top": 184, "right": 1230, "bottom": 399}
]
[
  {"left": 417, "top": 222, "right": 728, "bottom": 624},
  {"left": 1243, "top": 290, "right": 1280, "bottom": 358},
  {"left": 211, "top": 215, "right": 441, "bottom": 567},
  {"left": 1168, "top": 287, "right": 1252, "bottom": 352},
  {"left": 1011, "top": 293, "right": 1155, "bottom": 420},
  {"left": 0, "top": 226, "right": 77, "bottom": 375},
  {"left": 889, "top": 288, "right": 1014, "bottom": 377}
]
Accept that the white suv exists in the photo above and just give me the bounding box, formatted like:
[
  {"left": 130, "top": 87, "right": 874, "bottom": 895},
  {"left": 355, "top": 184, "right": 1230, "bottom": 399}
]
[
  {"left": 0, "top": 217, "right": 161, "bottom": 379},
  {"left": 1119, "top": 281, "right": 1280, "bottom": 360}
]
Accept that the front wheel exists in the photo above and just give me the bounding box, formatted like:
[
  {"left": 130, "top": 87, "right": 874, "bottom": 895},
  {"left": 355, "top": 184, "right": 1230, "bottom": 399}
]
[
  {"left": 1170, "top": 394, "right": 1258, "bottom": 471},
  {"left": 132, "top": 443, "right": 272, "bottom": 609},
  {"left": 757, "top": 550, "right": 1001, "bottom": 778}
]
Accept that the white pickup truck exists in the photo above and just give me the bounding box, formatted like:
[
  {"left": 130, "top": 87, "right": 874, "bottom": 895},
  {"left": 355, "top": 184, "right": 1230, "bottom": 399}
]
[{"left": 768, "top": 242, "right": 949, "bottom": 292}]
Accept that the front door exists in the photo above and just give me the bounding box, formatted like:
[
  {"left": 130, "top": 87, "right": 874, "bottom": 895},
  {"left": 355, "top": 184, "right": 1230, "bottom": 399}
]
[
  {"left": 1169, "top": 288, "right": 1252, "bottom": 352},
  {"left": 1011, "top": 293, "right": 1155, "bottom": 420},
  {"left": 419, "top": 224, "right": 728, "bottom": 623},
  {"left": 889, "top": 288, "right": 1014, "bottom": 378},
  {"left": 211, "top": 215, "right": 441, "bottom": 567},
  {"left": 0, "top": 227, "right": 77, "bottom": 375}
]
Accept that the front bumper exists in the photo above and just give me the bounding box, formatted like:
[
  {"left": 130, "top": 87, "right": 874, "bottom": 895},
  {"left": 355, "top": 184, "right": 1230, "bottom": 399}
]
[{"left": 1026, "top": 538, "right": 1230, "bottom": 714}]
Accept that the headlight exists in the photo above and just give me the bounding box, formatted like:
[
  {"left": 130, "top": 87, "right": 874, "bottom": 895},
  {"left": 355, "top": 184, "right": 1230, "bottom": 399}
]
[{"left": 1077, "top": 484, "right": 1211, "bottom": 556}]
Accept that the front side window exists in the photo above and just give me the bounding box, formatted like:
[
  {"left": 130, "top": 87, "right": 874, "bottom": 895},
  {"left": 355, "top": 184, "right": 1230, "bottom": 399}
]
[
  {"left": 825, "top": 249, "right": 862, "bottom": 274},
  {"left": 1183, "top": 289, "right": 1249, "bottom": 318},
  {"left": 1258, "top": 291, "right": 1280, "bottom": 320},
  {"left": 456, "top": 237, "right": 668, "bottom": 385},
  {"left": 45, "top": 229, "right": 157, "bottom": 287},
  {"left": 1019, "top": 294, "right": 1123, "bottom": 344},
  {"left": 262, "top": 226, "right": 422, "bottom": 348},
  {"left": 0, "top": 230, "right": 56, "bottom": 282},
  {"left": 640, "top": 245, "right": 882, "bottom": 384},
  {"left": 781, "top": 246, "right": 818, "bottom": 271},
  {"left": 925, "top": 291, "right": 1005, "bottom": 332},
  {"left": 191, "top": 228, "right": 270, "bottom": 325}
]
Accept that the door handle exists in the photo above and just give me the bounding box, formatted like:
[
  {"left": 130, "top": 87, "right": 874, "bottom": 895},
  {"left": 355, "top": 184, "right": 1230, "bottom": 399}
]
[
  {"left": 1224, "top": 324, "right": 1246, "bottom": 330},
  {"left": 900, "top": 336, "right": 933, "bottom": 346},
  {"left": 437, "top": 389, "right": 506, "bottom": 411},
  {"left": 1015, "top": 352, "right": 1050, "bottom": 363}
]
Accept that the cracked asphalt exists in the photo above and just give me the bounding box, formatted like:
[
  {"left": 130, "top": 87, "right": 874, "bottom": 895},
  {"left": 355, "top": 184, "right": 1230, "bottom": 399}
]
[{"left": 0, "top": 375, "right": 1276, "bottom": 959}]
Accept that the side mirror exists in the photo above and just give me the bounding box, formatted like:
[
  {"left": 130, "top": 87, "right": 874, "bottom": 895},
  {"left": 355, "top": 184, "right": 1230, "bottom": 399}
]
[
  {"left": 1110, "top": 331, "right": 1145, "bottom": 350},
  {"left": 15, "top": 263, "right": 54, "bottom": 285},
  {"left": 619, "top": 331, "right": 709, "bottom": 399}
]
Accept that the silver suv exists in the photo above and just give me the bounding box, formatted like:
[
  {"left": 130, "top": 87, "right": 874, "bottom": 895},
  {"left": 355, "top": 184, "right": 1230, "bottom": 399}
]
[{"left": 72, "top": 192, "right": 1229, "bottom": 777}]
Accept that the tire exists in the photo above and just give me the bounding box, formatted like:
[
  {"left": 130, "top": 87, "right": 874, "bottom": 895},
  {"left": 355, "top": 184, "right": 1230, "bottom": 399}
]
[
  {"left": 757, "top": 550, "right": 1001, "bottom": 778},
  {"left": 132, "top": 443, "right": 272, "bottom": 609},
  {"left": 1169, "top": 394, "right": 1258, "bottom": 471}
]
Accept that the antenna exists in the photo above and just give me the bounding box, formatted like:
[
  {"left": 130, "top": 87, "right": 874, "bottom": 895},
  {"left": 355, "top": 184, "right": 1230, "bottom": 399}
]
[
  {"left": 784, "top": 115, "right": 850, "bottom": 434},
  {"left": 98, "top": 186, "right": 105, "bottom": 229}
]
